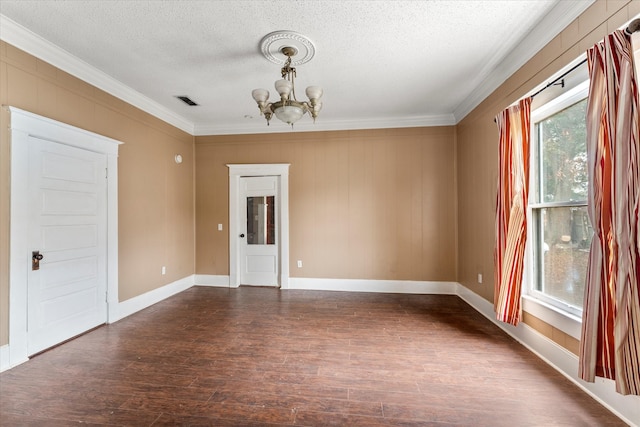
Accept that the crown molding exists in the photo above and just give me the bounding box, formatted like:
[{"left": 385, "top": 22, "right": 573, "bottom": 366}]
[
  {"left": 0, "top": 14, "right": 195, "bottom": 135},
  {"left": 194, "top": 114, "right": 456, "bottom": 136},
  {"left": 2, "top": 0, "right": 595, "bottom": 137},
  {"left": 452, "top": 0, "right": 595, "bottom": 123},
  {"left": 1, "top": 12, "right": 453, "bottom": 138}
]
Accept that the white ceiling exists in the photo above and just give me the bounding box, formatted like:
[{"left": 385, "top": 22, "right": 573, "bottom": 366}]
[{"left": 0, "top": 1, "right": 594, "bottom": 136}]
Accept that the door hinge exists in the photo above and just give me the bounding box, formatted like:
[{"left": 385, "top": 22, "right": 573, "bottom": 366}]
[{"left": 105, "top": 168, "right": 108, "bottom": 179}]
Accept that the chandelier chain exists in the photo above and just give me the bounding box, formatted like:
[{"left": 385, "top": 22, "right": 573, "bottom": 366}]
[{"left": 281, "top": 57, "right": 297, "bottom": 103}]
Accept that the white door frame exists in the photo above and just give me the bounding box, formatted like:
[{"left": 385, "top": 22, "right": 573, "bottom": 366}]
[
  {"left": 7, "top": 107, "right": 122, "bottom": 368},
  {"left": 227, "top": 164, "right": 290, "bottom": 289}
]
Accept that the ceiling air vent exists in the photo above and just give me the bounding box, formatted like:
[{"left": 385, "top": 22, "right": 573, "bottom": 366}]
[{"left": 176, "top": 96, "right": 198, "bottom": 106}]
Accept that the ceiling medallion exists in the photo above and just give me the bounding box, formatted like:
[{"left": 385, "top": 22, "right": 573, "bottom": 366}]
[{"left": 259, "top": 30, "right": 316, "bottom": 66}]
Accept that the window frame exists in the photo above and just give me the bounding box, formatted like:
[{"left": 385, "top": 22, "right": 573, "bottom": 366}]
[{"left": 525, "top": 79, "right": 590, "bottom": 323}]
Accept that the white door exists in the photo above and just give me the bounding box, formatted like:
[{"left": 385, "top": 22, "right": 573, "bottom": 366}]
[
  {"left": 27, "top": 137, "right": 108, "bottom": 355},
  {"left": 240, "top": 176, "right": 278, "bottom": 286}
]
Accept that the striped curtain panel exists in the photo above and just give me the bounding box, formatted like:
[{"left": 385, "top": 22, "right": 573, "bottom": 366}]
[
  {"left": 494, "top": 98, "right": 531, "bottom": 326},
  {"left": 579, "top": 30, "right": 640, "bottom": 396}
]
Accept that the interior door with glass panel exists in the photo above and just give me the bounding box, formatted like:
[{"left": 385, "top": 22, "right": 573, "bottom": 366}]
[{"left": 240, "top": 176, "right": 278, "bottom": 286}]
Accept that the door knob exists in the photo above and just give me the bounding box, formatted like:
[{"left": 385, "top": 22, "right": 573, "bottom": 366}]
[
  {"left": 32, "top": 251, "right": 44, "bottom": 271},
  {"left": 239, "top": 233, "right": 245, "bottom": 238}
]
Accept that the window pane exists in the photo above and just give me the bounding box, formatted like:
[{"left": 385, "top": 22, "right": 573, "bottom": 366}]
[
  {"left": 539, "top": 99, "right": 588, "bottom": 203},
  {"left": 246, "top": 196, "right": 275, "bottom": 245},
  {"left": 536, "top": 206, "right": 592, "bottom": 308}
]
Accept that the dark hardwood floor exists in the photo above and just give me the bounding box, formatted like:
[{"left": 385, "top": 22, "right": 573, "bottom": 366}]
[{"left": 0, "top": 287, "right": 627, "bottom": 426}]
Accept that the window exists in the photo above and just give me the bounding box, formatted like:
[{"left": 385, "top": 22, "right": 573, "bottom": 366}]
[{"left": 529, "top": 81, "right": 591, "bottom": 317}]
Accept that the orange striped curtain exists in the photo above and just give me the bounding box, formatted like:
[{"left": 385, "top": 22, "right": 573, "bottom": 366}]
[
  {"left": 579, "top": 30, "right": 640, "bottom": 396},
  {"left": 494, "top": 98, "right": 531, "bottom": 326}
]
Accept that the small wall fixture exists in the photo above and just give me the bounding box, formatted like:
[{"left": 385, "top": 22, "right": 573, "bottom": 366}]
[
  {"left": 174, "top": 154, "right": 183, "bottom": 164},
  {"left": 252, "top": 31, "right": 323, "bottom": 127}
]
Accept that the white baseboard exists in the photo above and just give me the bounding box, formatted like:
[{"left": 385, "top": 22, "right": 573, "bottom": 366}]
[
  {"left": 194, "top": 274, "right": 230, "bottom": 287},
  {"left": 0, "top": 343, "right": 29, "bottom": 373},
  {"left": 456, "top": 284, "right": 639, "bottom": 427},
  {"left": 0, "top": 344, "right": 7, "bottom": 371},
  {"left": 109, "top": 275, "right": 195, "bottom": 323},
  {"left": 192, "top": 276, "right": 458, "bottom": 294},
  {"left": 288, "top": 277, "right": 458, "bottom": 294},
  {"left": 0, "top": 344, "right": 10, "bottom": 372}
]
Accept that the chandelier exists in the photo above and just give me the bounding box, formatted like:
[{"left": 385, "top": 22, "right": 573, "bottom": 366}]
[{"left": 251, "top": 32, "right": 323, "bottom": 127}]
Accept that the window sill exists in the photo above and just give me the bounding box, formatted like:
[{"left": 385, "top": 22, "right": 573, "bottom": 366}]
[{"left": 522, "top": 295, "right": 582, "bottom": 340}]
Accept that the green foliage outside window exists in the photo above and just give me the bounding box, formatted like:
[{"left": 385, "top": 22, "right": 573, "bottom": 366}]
[
  {"left": 539, "top": 99, "right": 588, "bottom": 204},
  {"left": 533, "top": 98, "right": 592, "bottom": 310}
]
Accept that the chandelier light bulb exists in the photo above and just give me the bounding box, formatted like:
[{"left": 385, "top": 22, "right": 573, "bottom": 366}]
[
  {"left": 305, "top": 86, "right": 323, "bottom": 101},
  {"left": 251, "top": 88, "right": 269, "bottom": 103},
  {"left": 275, "top": 79, "right": 293, "bottom": 99}
]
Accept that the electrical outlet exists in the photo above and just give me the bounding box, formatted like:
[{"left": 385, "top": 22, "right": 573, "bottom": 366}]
[
  {"left": 477, "top": 273, "right": 483, "bottom": 284},
  {"left": 218, "top": 224, "right": 223, "bottom": 231},
  {"left": 297, "top": 260, "right": 303, "bottom": 268},
  {"left": 162, "top": 266, "right": 166, "bottom": 275}
]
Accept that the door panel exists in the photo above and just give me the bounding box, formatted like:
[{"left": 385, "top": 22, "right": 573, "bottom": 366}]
[
  {"left": 247, "top": 254, "right": 277, "bottom": 273},
  {"left": 41, "top": 188, "right": 98, "bottom": 214},
  {"left": 27, "top": 137, "right": 108, "bottom": 355},
  {"left": 41, "top": 225, "right": 98, "bottom": 251},
  {"left": 43, "top": 256, "right": 97, "bottom": 287}
]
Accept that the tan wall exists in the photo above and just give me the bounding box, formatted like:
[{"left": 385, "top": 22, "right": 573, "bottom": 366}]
[
  {"left": 196, "top": 127, "right": 457, "bottom": 282},
  {"left": 2, "top": 0, "right": 635, "bottom": 354},
  {"left": 0, "top": 42, "right": 196, "bottom": 346},
  {"left": 456, "top": 0, "right": 639, "bottom": 353}
]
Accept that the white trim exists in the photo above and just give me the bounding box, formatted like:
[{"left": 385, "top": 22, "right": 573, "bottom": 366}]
[
  {"left": 0, "top": 344, "right": 23, "bottom": 373},
  {"left": 227, "top": 164, "right": 290, "bottom": 289},
  {"left": 0, "top": 13, "right": 454, "bottom": 136},
  {"left": 0, "top": 2, "right": 593, "bottom": 135},
  {"left": 0, "top": 2, "right": 594, "bottom": 136},
  {"left": 0, "top": 7, "right": 549, "bottom": 137},
  {"left": 522, "top": 295, "right": 582, "bottom": 340},
  {"left": 194, "top": 274, "right": 230, "bottom": 287},
  {"left": 289, "top": 278, "right": 457, "bottom": 294},
  {"left": 531, "top": 79, "right": 589, "bottom": 122},
  {"left": 457, "top": 284, "right": 639, "bottom": 427},
  {"left": 8, "top": 114, "right": 29, "bottom": 369},
  {"left": 453, "top": 0, "right": 595, "bottom": 122},
  {"left": 195, "top": 114, "right": 456, "bottom": 136},
  {"left": 8, "top": 107, "right": 122, "bottom": 155},
  {"left": 195, "top": 276, "right": 458, "bottom": 294},
  {"left": 524, "top": 78, "right": 590, "bottom": 327},
  {"left": 110, "top": 275, "right": 195, "bottom": 323},
  {"left": 7, "top": 107, "right": 122, "bottom": 369},
  {"left": 106, "top": 151, "right": 120, "bottom": 322},
  {"left": 0, "top": 15, "right": 194, "bottom": 135},
  {"left": 0, "top": 345, "right": 7, "bottom": 371}
]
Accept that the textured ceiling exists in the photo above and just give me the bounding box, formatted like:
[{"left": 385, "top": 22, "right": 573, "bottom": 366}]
[{"left": 0, "top": 1, "right": 594, "bottom": 135}]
